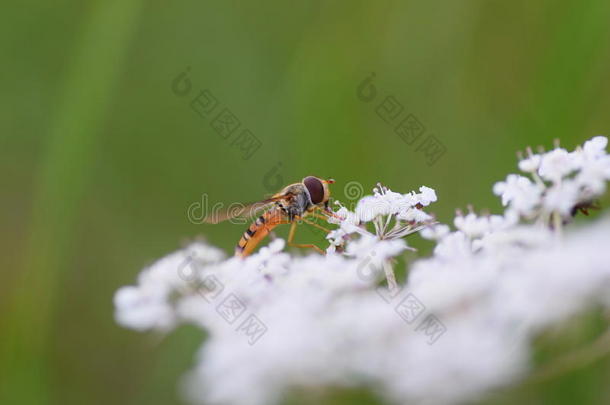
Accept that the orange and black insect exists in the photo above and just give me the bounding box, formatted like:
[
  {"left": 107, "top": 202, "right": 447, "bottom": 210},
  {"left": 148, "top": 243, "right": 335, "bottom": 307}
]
[{"left": 205, "top": 176, "right": 335, "bottom": 257}]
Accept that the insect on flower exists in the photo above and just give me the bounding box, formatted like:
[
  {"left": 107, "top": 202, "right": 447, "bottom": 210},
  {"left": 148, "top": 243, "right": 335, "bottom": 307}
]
[{"left": 205, "top": 176, "right": 336, "bottom": 257}]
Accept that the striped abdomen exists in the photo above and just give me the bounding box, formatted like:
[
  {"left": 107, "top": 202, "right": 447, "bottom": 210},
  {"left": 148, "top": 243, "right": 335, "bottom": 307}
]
[{"left": 235, "top": 208, "right": 286, "bottom": 257}]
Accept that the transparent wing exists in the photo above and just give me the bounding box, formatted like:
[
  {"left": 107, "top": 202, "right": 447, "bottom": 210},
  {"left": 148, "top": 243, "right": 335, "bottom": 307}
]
[{"left": 203, "top": 197, "right": 282, "bottom": 224}]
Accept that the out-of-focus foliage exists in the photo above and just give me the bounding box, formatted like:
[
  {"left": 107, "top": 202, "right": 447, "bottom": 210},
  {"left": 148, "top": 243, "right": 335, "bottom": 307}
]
[{"left": 1, "top": 1, "right": 609, "bottom": 404}]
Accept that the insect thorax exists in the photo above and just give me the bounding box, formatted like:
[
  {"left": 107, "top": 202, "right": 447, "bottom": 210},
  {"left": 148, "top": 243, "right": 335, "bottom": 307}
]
[{"left": 276, "top": 183, "right": 312, "bottom": 220}]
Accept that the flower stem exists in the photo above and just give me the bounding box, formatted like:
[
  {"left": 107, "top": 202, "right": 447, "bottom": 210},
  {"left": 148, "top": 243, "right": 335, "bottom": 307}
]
[
  {"left": 383, "top": 260, "right": 398, "bottom": 292},
  {"left": 553, "top": 211, "right": 563, "bottom": 241}
]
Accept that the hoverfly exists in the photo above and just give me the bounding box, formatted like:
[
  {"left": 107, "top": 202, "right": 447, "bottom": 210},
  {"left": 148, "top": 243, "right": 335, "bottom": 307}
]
[{"left": 205, "top": 176, "right": 336, "bottom": 257}]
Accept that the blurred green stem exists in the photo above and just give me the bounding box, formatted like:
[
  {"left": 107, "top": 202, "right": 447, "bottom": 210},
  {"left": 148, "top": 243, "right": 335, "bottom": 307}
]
[{"left": 0, "top": 1, "right": 142, "bottom": 403}]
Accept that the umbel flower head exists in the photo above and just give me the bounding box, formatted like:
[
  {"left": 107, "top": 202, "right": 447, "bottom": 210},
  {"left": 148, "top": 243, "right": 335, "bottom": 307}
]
[
  {"left": 326, "top": 183, "right": 437, "bottom": 289},
  {"left": 494, "top": 136, "right": 610, "bottom": 225},
  {"left": 115, "top": 136, "right": 610, "bottom": 405}
]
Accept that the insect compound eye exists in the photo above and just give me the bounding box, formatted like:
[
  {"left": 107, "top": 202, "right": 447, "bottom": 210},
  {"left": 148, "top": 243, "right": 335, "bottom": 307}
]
[{"left": 303, "top": 176, "right": 324, "bottom": 204}]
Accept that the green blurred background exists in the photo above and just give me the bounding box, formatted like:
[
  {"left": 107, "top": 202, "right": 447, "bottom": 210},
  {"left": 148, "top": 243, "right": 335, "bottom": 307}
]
[{"left": 2, "top": 0, "right": 610, "bottom": 404}]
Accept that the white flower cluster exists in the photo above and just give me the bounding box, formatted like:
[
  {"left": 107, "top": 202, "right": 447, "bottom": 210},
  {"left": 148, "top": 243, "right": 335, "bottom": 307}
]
[
  {"left": 494, "top": 136, "right": 610, "bottom": 224},
  {"left": 115, "top": 136, "right": 610, "bottom": 405},
  {"left": 330, "top": 184, "right": 437, "bottom": 236},
  {"left": 326, "top": 184, "right": 437, "bottom": 289}
]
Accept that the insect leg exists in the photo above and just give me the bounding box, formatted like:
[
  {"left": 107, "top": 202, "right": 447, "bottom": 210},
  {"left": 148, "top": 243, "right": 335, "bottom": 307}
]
[
  {"left": 309, "top": 212, "right": 331, "bottom": 222},
  {"left": 301, "top": 217, "right": 331, "bottom": 233},
  {"left": 287, "top": 222, "right": 325, "bottom": 255},
  {"left": 312, "top": 205, "right": 342, "bottom": 220}
]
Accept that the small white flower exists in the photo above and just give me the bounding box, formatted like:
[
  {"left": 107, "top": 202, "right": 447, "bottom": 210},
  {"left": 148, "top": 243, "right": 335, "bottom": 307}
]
[
  {"left": 420, "top": 224, "right": 450, "bottom": 240},
  {"left": 493, "top": 174, "right": 541, "bottom": 215},
  {"left": 415, "top": 186, "right": 438, "bottom": 206},
  {"left": 538, "top": 148, "right": 576, "bottom": 182},
  {"left": 396, "top": 207, "right": 432, "bottom": 222},
  {"left": 355, "top": 195, "right": 388, "bottom": 222},
  {"left": 433, "top": 231, "right": 473, "bottom": 260},
  {"left": 258, "top": 238, "right": 285, "bottom": 257},
  {"left": 576, "top": 163, "right": 610, "bottom": 196},
  {"left": 345, "top": 233, "right": 407, "bottom": 268},
  {"left": 573, "top": 142, "right": 610, "bottom": 196},
  {"left": 543, "top": 181, "right": 580, "bottom": 216},
  {"left": 582, "top": 135, "right": 608, "bottom": 159},
  {"left": 518, "top": 154, "right": 541, "bottom": 173},
  {"left": 454, "top": 212, "right": 492, "bottom": 238},
  {"left": 113, "top": 286, "right": 176, "bottom": 331}
]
